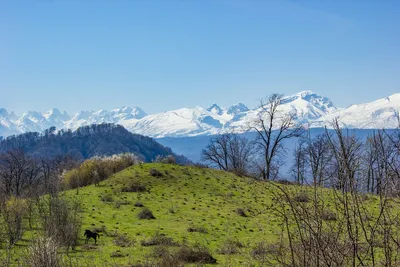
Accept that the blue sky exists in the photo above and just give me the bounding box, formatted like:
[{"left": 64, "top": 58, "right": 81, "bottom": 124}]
[{"left": 1, "top": 0, "right": 399, "bottom": 115}]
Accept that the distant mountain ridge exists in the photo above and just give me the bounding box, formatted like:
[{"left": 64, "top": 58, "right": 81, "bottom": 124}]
[{"left": 1, "top": 91, "right": 399, "bottom": 138}]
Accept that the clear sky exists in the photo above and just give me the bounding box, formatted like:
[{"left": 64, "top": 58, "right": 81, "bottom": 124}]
[{"left": 1, "top": 0, "right": 399, "bottom": 115}]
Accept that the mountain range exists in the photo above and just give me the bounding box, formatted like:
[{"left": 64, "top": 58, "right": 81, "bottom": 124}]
[{"left": 1, "top": 91, "right": 399, "bottom": 138}]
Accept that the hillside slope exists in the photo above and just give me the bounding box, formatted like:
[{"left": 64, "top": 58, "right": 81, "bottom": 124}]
[{"left": 68, "top": 163, "right": 283, "bottom": 266}]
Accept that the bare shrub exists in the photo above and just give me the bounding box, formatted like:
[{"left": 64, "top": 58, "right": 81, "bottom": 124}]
[
  {"left": 151, "top": 246, "right": 183, "bottom": 267},
  {"left": 321, "top": 210, "right": 337, "bottom": 221},
  {"left": 235, "top": 208, "right": 247, "bottom": 217},
  {"left": 149, "top": 168, "right": 163, "bottom": 177},
  {"left": 138, "top": 208, "right": 155, "bottom": 220},
  {"left": 38, "top": 196, "right": 82, "bottom": 251},
  {"left": 175, "top": 244, "right": 217, "bottom": 264},
  {"left": 141, "top": 233, "right": 177, "bottom": 247},
  {"left": 251, "top": 242, "right": 268, "bottom": 261},
  {"left": 134, "top": 201, "right": 144, "bottom": 207},
  {"left": 112, "top": 233, "right": 135, "bottom": 247},
  {"left": 155, "top": 155, "right": 176, "bottom": 165},
  {"left": 187, "top": 226, "right": 208, "bottom": 234},
  {"left": 121, "top": 180, "right": 146, "bottom": 192},
  {"left": 110, "top": 250, "right": 125, "bottom": 258},
  {"left": 293, "top": 191, "right": 310, "bottom": 203},
  {"left": 217, "top": 238, "right": 244, "bottom": 255},
  {"left": 26, "top": 236, "right": 60, "bottom": 267},
  {"left": 100, "top": 193, "right": 114, "bottom": 202}
]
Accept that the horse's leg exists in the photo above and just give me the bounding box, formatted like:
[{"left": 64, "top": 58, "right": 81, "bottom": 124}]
[{"left": 94, "top": 236, "right": 97, "bottom": 244}]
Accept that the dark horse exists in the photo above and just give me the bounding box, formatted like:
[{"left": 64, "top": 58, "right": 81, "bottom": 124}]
[{"left": 84, "top": 230, "right": 100, "bottom": 244}]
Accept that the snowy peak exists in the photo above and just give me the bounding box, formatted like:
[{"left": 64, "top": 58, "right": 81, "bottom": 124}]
[
  {"left": 111, "top": 106, "right": 147, "bottom": 120},
  {"left": 314, "top": 92, "right": 400, "bottom": 129},
  {"left": 44, "top": 108, "right": 70, "bottom": 121},
  {"left": 207, "top": 104, "right": 223, "bottom": 115},
  {"left": 227, "top": 103, "right": 249, "bottom": 115}
]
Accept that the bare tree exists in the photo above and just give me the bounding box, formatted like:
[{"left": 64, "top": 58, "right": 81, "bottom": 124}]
[
  {"left": 249, "top": 94, "right": 304, "bottom": 180},
  {"left": 306, "top": 133, "right": 332, "bottom": 186},
  {"left": 291, "top": 139, "right": 307, "bottom": 185},
  {"left": 0, "top": 150, "right": 42, "bottom": 197},
  {"left": 202, "top": 133, "right": 254, "bottom": 176}
]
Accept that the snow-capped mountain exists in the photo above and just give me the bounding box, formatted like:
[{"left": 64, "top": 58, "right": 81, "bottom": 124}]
[
  {"left": 313, "top": 93, "right": 400, "bottom": 129},
  {"left": 0, "top": 91, "right": 399, "bottom": 138}
]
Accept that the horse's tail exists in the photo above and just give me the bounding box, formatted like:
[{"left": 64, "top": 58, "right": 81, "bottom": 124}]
[{"left": 96, "top": 233, "right": 100, "bottom": 239}]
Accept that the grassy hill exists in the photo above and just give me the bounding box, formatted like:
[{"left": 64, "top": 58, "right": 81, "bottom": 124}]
[{"left": 71, "top": 163, "right": 282, "bottom": 266}]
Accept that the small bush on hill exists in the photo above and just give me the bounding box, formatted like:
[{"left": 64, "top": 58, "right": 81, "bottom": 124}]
[
  {"left": 176, "top": 244, "right": 217, "bottom": 264},
  {"left": 251, "top": 242, "right": 268, "bottom": 261},
  {"left": 134, "top": 201, "right": 144, "bottom": 207},
  {"left": 321, "top": 210, "right": 337, "bottom": 221},
  {"left": 100, "top": 193, "right": 114, "bottom": 202},
  {"left": 110, "top": 250, "right": 125, "bottom": 258},
  {"left": 236, "top": 208, "right": 247, "bottom": 217},
  {"left": 138, "top": 208, "right": 155, "bottom": 220},
  {"left": 154, "top": 155, "right": 176, "bottom": 164},
  {"left": 149, "top": 168, "right": 163, "bottom": 177},
  {"left": 112, "top": 233, "right": 135, "bottom": 247},
  {"left": 217, "top": 239, "right": 244, "bottom": 255},
  {"left": 121, "top": 180, "right": 146, "bottom": 192},
  {"left": 293, "top": 191, "right": 310, "bottom": 203}
]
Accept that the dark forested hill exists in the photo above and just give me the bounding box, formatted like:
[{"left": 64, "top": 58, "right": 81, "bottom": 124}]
[{"left": 0, "top": 123, "right": 189, "bottom": 163}]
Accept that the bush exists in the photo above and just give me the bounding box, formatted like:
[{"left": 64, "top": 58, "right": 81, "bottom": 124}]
[
  {"left": 149, "top": 168, "right": 163, "bottom": 177},
  {"left": 26, "top": 236, "right": 60, "bottom": 267},
  {"left": 38, "top": 196, "right": 81, "bottom": 251},
  {"left": 235, "top": 208, "right": 247, "bottom": 217},
  {"left": 155, "top": 155, "right": 176, "bottom": 164},
  {"left": 110, "top": 250, "right": 125, "bottom": 258},
  {"left": 251, "top": 242, "right": 268, "bottom": 261},
  {"left": 151, "top": 246, "right": 183, "bottom": 267},
  {"left": 0, "top": 197, "right": 28, "bottom": 246},
  {"left": 121, "top": 181, "right": 146, "bottom": 192},
  {"left": 137, "top": 208, "right": 156, "bottom": 220},
  {"left": 293, "top": 191, "right": 310, "bottom": 203},
  {"left": 176, "top": 245, "right": 217, "bottom": 264},
  {"left": 112, "top": 233, "right": 135, "bottom": 247},
  {"left": 100, "top": 194, "right": 114, "bottom": 202},
  {"left": 187, "top": 226, "right": 207, "bottom": 234},
  {"left": 217, "top": 239, "right": 244, "bottom": 255},
  {"left": 134, "top": 201, "right": 144, "bottom": 207},
  {"left": 321, "top": 210, "right": 337, "bottom": 221},
  {"left": 141, "top": 233, "right": 177, "bottom": 247}
]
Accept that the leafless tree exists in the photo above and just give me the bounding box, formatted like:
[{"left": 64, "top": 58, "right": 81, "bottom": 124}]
[
  {"left": 291, "top": 139, "right": 307, "bottom": 185},
  {"left": 325, "top": 119, "right": 363, "bottom": 192},
  {"left": 249, "top": 94, "right": 304, "bottom": 180},
  {"left": 202, "top": 133, "right": 254, "bottom": 176},
  {"left": 0, "top": 150, "right": 42, "bottom": 197}
]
